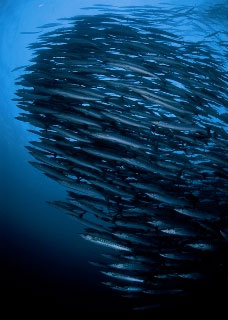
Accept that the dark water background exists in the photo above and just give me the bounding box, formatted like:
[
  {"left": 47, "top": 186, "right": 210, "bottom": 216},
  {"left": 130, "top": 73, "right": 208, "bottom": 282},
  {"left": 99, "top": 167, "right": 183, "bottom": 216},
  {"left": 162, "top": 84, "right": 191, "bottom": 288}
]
[{"left": 1, "top": 0, "right": 227, "bottom": 312}]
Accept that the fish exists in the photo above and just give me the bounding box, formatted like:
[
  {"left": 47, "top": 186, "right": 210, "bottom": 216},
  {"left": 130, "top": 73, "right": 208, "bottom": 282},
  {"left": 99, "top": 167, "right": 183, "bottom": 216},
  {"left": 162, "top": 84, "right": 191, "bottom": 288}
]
[
  {"left": 91, "top": 132, "right": 149, "bottom": 151},
  {"left": 81, "top": 234, "right": 132, "bottom": 252},
  {"left": 21, "top": 31, "right": 40, "bottom": 34},
  {"left": 107, "top": 61, "right": 158, "bottom": 78},
  {"left": 54, "top": 112, "right": 102, "bottom": 129},
  {"left": 122, "top": 158, "right": 175, "bottom": 177},
  {"left": 143, "top": 288, "right": 184, "bottom": 295},
  {"left": 59, "top": 180, "right": 106, "bottom": 200},
  {"left": 71, "top": 167, "right": 101, "bottom": 181},
  {"left": 102, "top": 282, "right": 143, "bottom": 292},
  {"left": 30, "top": 140, "right": 65, "bottom": 155},
  {"left": 29, "top": 161, "right": 70, "bottom": 182},
  {"left": 37, "top": 23, "right": 62, "bottom": 29},
  {"left": 152, "top": 121, "right": 207, "bottom": 133},
  {"left": 101, "top": 271, "right": 144, "bottom": 283},
  {"left": 160, "top": 252, "right": 194, "bottom": 261},
  {"left": 48, "top": 89, "right": 101, "bottom": 102},
  {"left": 11, "top": 65, "right": 28, "bottom": 72},
  {"left": 81, "top": 147, "right": 123, "bottom": 161},
  {"left": 129, "top": 86, "right": 192, "bottom": 116},
  {"left": 146, "top": 192, "right": 188, "bottom": 207},
  {"left": 14, "top": 5, "right": 228, "bottom": 311},
  {"left": 101, "top": 111, "right": 150, "bottom": 130},
  {"left": 174, "top": 208, "right": 219, "bottom": 221},
  {"left": 115, "top": 219, "right": 151, "bottom": 232},
  {"left": 29, "top": 151, "right": 67, "bottom": 170},
  {"left": 109, "top": 262, "right": 150, "bottom": 271},
  {"left": 185, "top": 242, "right": 217, "bottom": 251},
  {"left": 50, "top": 126, "right": 92, "bottom": 143},
  {"left": 220, "top": 230, "right": 228, "bottom": 243},
  {"left": 88, "top": 179, "right": 134, "bottom": 199},
  {"left": 64, "top": 154, "right": 103, "bottom": 172},
  {"left": 70, "top": 199, "right": 106, "bottom": 217},
  {"left": 160, "top": 227, "right": 197, "bottom": 237},
  {"left": 113, "top": 232, "right": 151, "bottom": 246}
]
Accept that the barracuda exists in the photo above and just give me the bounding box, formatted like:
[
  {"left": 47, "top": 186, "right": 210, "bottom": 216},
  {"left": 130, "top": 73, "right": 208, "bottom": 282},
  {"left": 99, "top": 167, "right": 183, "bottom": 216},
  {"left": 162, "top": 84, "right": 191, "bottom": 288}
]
[{"left": 15, "top": 4, "right": 228, "bottom": 310}]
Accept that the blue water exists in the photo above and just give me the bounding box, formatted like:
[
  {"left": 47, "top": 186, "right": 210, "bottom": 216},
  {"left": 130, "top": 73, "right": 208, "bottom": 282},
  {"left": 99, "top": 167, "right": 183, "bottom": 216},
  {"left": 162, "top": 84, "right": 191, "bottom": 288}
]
[{"left": 1, "top": 0, "right": 227, "bottom": 312}]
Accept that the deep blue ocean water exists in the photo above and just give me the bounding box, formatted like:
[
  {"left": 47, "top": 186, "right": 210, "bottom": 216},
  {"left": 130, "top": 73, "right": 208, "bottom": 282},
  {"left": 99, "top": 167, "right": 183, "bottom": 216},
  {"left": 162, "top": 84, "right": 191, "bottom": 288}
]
[{"left": 1, "top": 0, "right": 227, "bottom": 312}]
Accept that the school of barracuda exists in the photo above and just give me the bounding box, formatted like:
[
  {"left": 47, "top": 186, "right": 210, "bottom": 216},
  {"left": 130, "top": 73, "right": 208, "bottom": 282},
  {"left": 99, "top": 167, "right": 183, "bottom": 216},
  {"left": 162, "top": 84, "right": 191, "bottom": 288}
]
[{"left": 14, "top": 3, "right": 228, "bottom": 310}]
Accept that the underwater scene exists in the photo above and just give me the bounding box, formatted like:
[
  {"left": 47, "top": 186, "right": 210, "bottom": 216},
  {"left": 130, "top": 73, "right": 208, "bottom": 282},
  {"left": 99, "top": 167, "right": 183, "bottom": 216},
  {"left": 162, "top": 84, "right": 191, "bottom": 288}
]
[{"left": 1, "top": 0, "right": 228, "bottom": 312}]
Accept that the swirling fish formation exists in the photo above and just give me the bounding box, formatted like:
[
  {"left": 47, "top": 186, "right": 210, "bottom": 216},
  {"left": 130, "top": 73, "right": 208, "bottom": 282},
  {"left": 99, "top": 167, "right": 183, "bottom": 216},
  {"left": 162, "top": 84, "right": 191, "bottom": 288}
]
[{"left": 14, "top": 5, "right": 228, "bottom": 310}]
